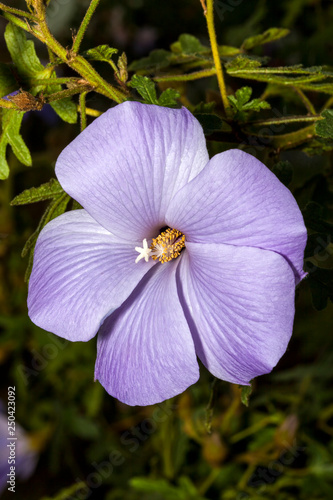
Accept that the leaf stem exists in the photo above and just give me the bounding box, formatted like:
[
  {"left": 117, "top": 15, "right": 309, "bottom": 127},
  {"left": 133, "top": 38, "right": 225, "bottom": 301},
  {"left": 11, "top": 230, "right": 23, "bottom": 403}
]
[
  {"left": 72, "top": 0, "right": 101, "bottom": 55},
  {"left": 154, "top": 67, "right": 216, "bottom": 83},
  {"left": 205, "top": 0, "right": 231, "bottom": 117}
]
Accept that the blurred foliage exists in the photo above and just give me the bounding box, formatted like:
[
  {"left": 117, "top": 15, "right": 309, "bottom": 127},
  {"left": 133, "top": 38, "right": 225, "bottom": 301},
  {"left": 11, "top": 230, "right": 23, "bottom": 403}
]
[{"left": 0, "top": 0, "right": 333, "bottom": 499}]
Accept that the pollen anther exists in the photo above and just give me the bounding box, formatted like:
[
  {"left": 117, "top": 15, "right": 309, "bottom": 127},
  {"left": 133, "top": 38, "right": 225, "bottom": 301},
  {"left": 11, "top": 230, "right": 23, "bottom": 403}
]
[{"left": 150, "top": 228, "right": 185, "bottom": 263}]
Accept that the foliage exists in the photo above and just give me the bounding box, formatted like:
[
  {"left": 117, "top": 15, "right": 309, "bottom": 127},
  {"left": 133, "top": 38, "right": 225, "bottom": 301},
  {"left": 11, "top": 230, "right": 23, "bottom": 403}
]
[{"left": 0, "top": 1, "right": 333, "bottom": 499}]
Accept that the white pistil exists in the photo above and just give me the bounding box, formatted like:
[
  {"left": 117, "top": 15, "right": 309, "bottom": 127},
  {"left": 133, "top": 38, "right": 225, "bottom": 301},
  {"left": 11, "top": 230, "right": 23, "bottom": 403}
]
[{"left": 135, "top": 238, "right": 152, "bottom": 263}]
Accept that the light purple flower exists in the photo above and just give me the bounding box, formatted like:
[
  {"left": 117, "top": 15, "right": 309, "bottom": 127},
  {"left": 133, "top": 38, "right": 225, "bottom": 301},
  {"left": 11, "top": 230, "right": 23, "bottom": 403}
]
[{"left": 27, "top": 102, "right": 307, "bottom": 406}]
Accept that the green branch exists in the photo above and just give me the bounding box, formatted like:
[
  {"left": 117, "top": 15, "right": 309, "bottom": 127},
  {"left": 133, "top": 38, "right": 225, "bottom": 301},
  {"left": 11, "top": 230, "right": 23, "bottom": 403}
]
[
  {"left": 72, "top": 0, "right": 101, "bottom": 55},
  {"left": 205, "top": 0, "right": 231, "bottom": 117},
  {"left": 154, "top": 68, "right": 216, "bottom": 82}
]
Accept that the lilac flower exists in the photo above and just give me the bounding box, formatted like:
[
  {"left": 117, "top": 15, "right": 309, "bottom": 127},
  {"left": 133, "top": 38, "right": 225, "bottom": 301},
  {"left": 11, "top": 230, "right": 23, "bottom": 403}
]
[{"left": 28, "top": 102, "right": 307, "bottom": 406}]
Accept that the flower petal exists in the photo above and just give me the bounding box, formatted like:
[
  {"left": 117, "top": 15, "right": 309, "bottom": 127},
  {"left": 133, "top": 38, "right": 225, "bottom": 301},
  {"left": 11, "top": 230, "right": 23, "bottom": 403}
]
[
  {"left": 28, "top": 210, "right": 155, "bottom": 341},
  {"left": 55, "top": 102, "right": 209, "bottom": 242},
  {"left": 95, "top": 259, "right": 199, "bottom": 406},
  {"left": 178, "top": 242, "right": 296, "bottom": 385},
  {"left": 166, "top": 149, "right": 307, "bottom": 283}
]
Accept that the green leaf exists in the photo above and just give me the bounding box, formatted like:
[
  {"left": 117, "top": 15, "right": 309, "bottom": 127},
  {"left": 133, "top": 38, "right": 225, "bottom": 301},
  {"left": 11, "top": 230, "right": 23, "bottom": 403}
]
[
  {"left": 170, "top": 34, "right": 208, "bottom": 55},
  {"left": 315, "top": 110, "right": 333, "bottom": 139},
  {"left": 225, "top": 56, "right": 263, "bottom": 72},
  {"left": 0, "top": 63, "right": 17, "bottom": 98},
  {"left": 218, "top": 45, "right": 241, "bottom": 57},
  {"left": 11, "top": 178, "right": 63, "bottom": 205},
  {"left": 4, "top": 23, "right": 44, "bottom": 80},
  {"left": 49, "top": 98, "right": 77, "bottom": 124},
  {"left": 84, "top": 45, "right": 118, "bottom": 63},
  {"left": 128, "top": 49, "right": 172, "bottom": 72},
  {"left": 158, "top": 88, "right": 180, "bottom": 107},
  {"left": 308, "top": 266, "right": 333, "bottom": 310},
  {"left": 129, "top": 75, "right": 158, "bottom": 104},
  {"left": 0, "top": 109, "right": 32, "bottom": 179},
  {"left": 272, "top": 160, "right": 293, "bottom": 186},
  {"left": 241, "top": 27, "right": 290, "bottom": 51},
  {"left": 228, "top": 86, "right": 270, "bottom": 115},
  {"left": 240, "top": 384, "right": 253, "bottom": 407}
]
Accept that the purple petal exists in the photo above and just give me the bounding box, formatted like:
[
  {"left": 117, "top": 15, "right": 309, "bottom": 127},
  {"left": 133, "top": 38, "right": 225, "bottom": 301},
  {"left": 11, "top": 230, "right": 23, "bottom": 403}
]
[
  {"left": 178, "top": 242, "right": 296, "bottom": 385},
  {"left": 166, "top": 149, "right": 307, "bottom": 283},
  {"left": 95, "top": 259, "right": 199, "bottom": 406},
  {"left": 56, "top": 102, "right": 209, "bottom": 242},
  {"left": 28, "top": 210, "right": 155, "bottom": 341}
]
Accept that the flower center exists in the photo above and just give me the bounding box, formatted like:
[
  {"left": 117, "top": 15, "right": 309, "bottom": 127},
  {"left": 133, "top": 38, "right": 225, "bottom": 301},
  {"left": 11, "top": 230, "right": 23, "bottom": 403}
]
[{"left": 135, "top": 228, "right": 185, "bottom": 264}]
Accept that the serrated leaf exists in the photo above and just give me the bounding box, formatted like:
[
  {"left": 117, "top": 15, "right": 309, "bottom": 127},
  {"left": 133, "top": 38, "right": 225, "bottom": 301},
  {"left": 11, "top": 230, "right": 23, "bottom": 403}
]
[
  {"left": 158, "top": 88, "right": 180, "bottom": 107},
  {"left": 0, "top": 109, "right": 31, "bottom": 179},
  {"left": 4, "top": 23, "right": 44, "bottom": 80},
  {"left": 228, "top": 86, "right": 270, "bottom": 115},
  {"left": 240, "top": 384, "right": 252, "bottom": 407},
  {"left": 170, "top": 34, "right": 208, "bottom": 55},
  {"left": 241, "top": 27, "right": 290, "bottom": 51},
  {"left": 228, "top": 86, "right": 252, "bottom": 109},
  {"left": 0, "top": 63, "right": 17, "bottom": 98},
  {"left": 11, "top": 178, "right": 63, "bottom": 205},
  {"left": 129, "top": 75, "right": 158, "bottom": 104},
  {"left": 85, "top": 45, "right": 118, "bottom": 63},
  {"left": 315, "top": 110, "right": 333, "bottom": 139}
]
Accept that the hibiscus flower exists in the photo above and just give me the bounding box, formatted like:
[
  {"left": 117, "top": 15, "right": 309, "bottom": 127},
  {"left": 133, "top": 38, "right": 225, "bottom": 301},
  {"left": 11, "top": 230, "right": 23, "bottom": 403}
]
[{"left": 28, "top": 101, "right": 307, "bottom": 406}]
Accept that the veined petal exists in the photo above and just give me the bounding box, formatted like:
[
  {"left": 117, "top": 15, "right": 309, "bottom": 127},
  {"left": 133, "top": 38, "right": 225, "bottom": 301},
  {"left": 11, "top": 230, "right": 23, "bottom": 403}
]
[
  {"left": 95, "top": 259, "right": 199, "bottom": 406},
  {"left": 166, "top": 149, "right": 307, "bottom": 283},
  {"left": 55, "top": 102, "right": 209, "bottom": 242},
  {"left": 28, "top": 210, "right": 155, "bottom": 341},
  {"left": 178, "top": 242, "right": 296, "bottom": 385}
]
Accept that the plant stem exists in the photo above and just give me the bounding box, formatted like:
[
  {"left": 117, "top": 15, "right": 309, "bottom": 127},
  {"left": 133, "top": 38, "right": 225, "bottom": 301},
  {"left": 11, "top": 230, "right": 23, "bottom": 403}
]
[
  {"left": 32, "top": 0, "right": 127, "bottom": 104},
  {"left": 205, "top": 0, "right": 231, "bottom": 117},
  {"left": 72, "top": 0, "right": 101, "bottom": 55},
  {"left": 84, "top": 107, "right": 103, "bottom": 117},
  {"left": 79, "top": 92, "right": 87, "bottom": 131},
  {"left": 29, "top": 77, "right": 83, "bottom": 86},
  {"left": 0, "top": 2, "right": 37, "bottom": 20},
  {"left": 154, "top": 67, "right": 216, "bottom": 83}
]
